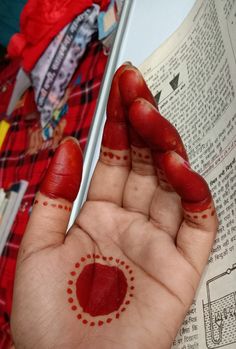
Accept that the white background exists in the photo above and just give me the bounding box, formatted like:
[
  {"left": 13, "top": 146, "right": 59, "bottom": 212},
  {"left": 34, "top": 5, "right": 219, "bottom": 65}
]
[{"left": 116, "top": 0, "right": 196, "bottom": 66}]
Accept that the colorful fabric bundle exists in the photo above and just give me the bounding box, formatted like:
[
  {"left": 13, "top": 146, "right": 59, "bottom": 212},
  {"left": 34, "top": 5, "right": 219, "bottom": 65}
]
[
  {"left": 7, "top": 0, "right": 110, "bottom": 72},
  {"left": 31, "top": 5, "right": 100, "bottom": 139}
]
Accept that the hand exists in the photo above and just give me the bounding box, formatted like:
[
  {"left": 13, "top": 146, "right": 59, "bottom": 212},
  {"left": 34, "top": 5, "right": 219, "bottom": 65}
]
[{"left": 11, "top": 63, "right": 218, "bottom": 349}]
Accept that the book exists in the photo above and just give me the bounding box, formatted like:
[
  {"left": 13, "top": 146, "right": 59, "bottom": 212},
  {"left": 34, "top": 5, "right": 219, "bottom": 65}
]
[
  {"left": 0, "top": 180, "right": 29, "bottom": 256},
  {"left": 138, "top": 0, "right": 236, "bottom": 348}
]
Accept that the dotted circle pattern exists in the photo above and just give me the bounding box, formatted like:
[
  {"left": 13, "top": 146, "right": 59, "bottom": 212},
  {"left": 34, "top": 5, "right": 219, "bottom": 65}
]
[{"left": 67, "top": 254, "right": 135, "bottom": 327}]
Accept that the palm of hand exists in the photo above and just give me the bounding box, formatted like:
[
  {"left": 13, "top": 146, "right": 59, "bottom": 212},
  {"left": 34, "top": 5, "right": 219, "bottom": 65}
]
[{"left": 12, "top": 190, "right": 208, "bottom": 349}]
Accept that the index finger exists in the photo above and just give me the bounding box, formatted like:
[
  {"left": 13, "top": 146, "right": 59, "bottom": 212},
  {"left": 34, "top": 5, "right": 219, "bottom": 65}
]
[{"left": 87, "top": 63, "right": 131, "bottom": 206}]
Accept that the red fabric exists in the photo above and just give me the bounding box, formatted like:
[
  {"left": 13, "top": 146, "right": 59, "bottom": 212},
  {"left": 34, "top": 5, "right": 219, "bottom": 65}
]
[
  {"left": 7, "top": 0, "right": 110, "bottom": 72},
  {"left": 0, "top": 40, "right": 108, "bottom": 348}
]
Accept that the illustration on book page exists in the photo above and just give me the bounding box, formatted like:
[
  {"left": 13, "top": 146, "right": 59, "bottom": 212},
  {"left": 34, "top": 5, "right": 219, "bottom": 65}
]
[{"left": 202, "top": 264, "right": 236, "bottom": 348}]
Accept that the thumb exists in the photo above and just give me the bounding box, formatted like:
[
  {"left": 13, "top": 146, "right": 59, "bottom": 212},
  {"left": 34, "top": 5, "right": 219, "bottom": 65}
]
[{"left": 19, "top": 137, "right": 83, "bottom": 261}]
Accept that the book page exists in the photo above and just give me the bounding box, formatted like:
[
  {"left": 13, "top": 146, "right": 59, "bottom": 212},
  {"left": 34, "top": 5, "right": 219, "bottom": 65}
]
[{"left": 139, "top": 0, "right": 236, "bottom": 348}]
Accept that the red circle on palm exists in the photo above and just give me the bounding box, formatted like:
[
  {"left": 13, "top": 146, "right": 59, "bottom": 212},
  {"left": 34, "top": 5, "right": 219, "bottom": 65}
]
[{"left": 76, "top": 263, "right": 127, "bottom": 316}]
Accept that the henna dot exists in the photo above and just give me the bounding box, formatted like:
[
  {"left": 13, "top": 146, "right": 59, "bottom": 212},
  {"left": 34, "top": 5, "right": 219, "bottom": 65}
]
[
  {"left": 93, "top": 253, "right": 96, "bottom": 258},
  {"left": 116, "top": 259, "right": 120, "bottom": 263},
  {"left": 75, "top": 263, "right": 80, "bottom": 268},
  {"left": 186, "top": 214, "right": 191, "bottom": 218},
  {"left": 130, "top": 277, "right": 134, "bottom": 281},
  {"left": 138, "top": 153, "right": 142, "bottom": 158},
  {"left": 81, "top": 257, "right": 86, "bottom": 262},
  {"left": 64, "top": 205, "right": 68, "bottom": 210},
  {"left": 121, "top": 307, "right": 126, "bottom": 312},
  {"left": 58, "top": 204, "right": 63, "bottom": 209},
  {"left": 68, "top": 280, "right": 73, "bottom": 285},
  {"left": 82, "top": 319, "right": 88, "bottom": 325},
  {"left": 102, "top": 256, "right": 107, "bottom": 261},
  {"left": 87, "top": 254, "right": 91, "bottom": 259},
  {"left": 125, "top": 265, "right": 129, "bottom": 269},
  {"left": 68, "top": 297, "right": 73, "bottom": 303},
  {"left": 121, "top": 261, "right": 125, "bottom": 265},
  {"left": 107, "top": 318, "right": 112, "bottom": 323},
  {"left": 68, "top": 207, "right": 72, "bottom": 212},
  {"left": 130, "top": 286, "right": 135, "bottom": 290},
  {"left": 211, "top": 210, "right": 215, "bottom": 216},
  {"left": 116, "top": 155, "right": 121, "bottom": 160},
  {"left": 77, "top": 314, "right": 82, "bottom": 319},
  {"left": 116, "top": 313, "right": 120, "bottom": 319},
  {"left": 67, "top": 288, "right": 72, "bottom": 294},
  {"left": 103, "top": 152, "right": 107, "bottom": 157},
  {"left": 129, "top": 294, "right": 134, "bottom": 297},
  {"left": 132, "top": 150, "right": 136, "bottom": 155},
  {"left": 70, "top": 271, "right": 76, "bottom": 276},
  {"left": 125, "top": 300, "right": 130, "bottom": 305},
  {"left": 144, "top": 155, "right": 150, "bottom": 159},
  {"left": 108, "top": 153, "right": 114, "bottom": 159},
  {"left": 51, "top": 203, "right": 57, "bottom": 208},
  {"left": 109, "top": 256, "right": 113, "bottom": 261},
  {"left": 90, "top": 322, "right": 95, "bottom": 326},
  {"left": 71, "top": 305, "right": 77, "bottom": 311},
  {"left": 123, "top": 155, "right": 128, "bottom": 160},
  {"left": 129, "top": 270, "right": 133, "bottom": 274},
  {"left": 95, "top": 254, "right": 100, "bottom": 259},
  {"left": 34, "top": 200, "right": 38, "bottom": 204},
  {"left": 202, "top": 214, "right": 208, "bottom": 219},
  {"left": 43, "top": 201, "right": 48, "bottom": 206},
  {"left": 193, "top": 215, "right": 198, "bottom": 219},
  {"left": 98, "top": 320, "right": 104, "bottom": 326}
]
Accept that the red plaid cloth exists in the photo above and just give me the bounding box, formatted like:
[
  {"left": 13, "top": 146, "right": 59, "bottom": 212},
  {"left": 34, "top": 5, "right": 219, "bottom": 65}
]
[{"left": 0, "top": 40, "right": 107, "bottom": 348}]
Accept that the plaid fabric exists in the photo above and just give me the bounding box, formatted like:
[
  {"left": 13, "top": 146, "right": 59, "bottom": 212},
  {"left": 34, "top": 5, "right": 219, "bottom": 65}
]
[{"left": 0, "top": 40, "right": 107, "bottom": 348}]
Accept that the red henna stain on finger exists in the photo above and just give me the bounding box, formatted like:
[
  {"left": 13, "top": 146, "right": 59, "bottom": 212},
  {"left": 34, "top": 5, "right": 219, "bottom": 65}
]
[
  {"left": 67, "top": 254, "right": 135, "bottom": 326},
  {"left": 106, "top": 63, "right": 131, "bottom": 123},
  {"left": 102, "top": 64, "right": 130, "bottom": 151},
  {"left": 162, "top": 151, "right": 212, "bottom": 212},
  {"left": 102, "top": 121, "right": 130, "bottom": 150},
  {"left": 129, "top": 127, "right": 148, "bottom": 149},
  {"left": 119, "top": 66, "right": 158, "bottom": 109},
  {"left": 129, "top": 99, "right": 188, "bottom": 161},
  {"left": 39, "top": 138, "right": 83, "bottom": 202}
]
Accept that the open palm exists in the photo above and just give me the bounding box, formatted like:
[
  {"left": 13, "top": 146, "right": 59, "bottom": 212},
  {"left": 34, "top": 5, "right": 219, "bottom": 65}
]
[{"left": 11, "top": 64, "right": 218, "bottom": 349}]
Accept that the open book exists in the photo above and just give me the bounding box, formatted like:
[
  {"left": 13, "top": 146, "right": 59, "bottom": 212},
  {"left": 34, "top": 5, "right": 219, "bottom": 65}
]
[{"left": 138, "top": 0, "right": 236, "bottom": 348}]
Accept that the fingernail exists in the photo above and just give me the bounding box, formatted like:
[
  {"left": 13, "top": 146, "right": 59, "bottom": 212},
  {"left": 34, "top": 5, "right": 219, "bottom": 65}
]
[{"left": 40, "top": 138, "right": 83, "bottom": 202}]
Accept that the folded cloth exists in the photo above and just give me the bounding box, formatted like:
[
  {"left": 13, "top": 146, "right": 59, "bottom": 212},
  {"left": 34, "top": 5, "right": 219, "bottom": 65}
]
[
  {"left": 31, "top": 5, "right": 100, "bottom": 139},
  {"left": 7, "top": 0, "right": 110, "bottom": 72}
]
